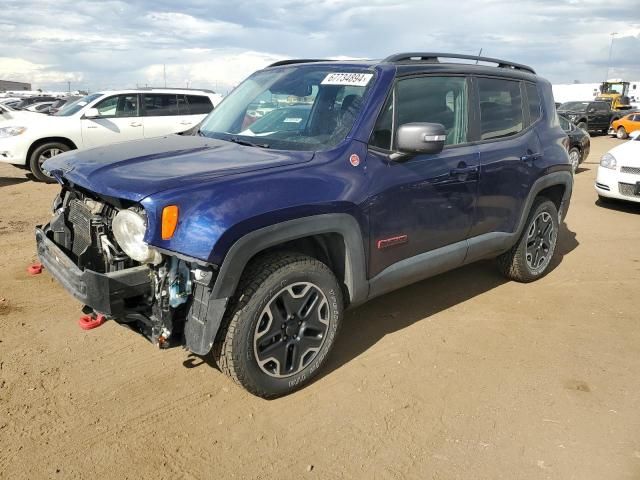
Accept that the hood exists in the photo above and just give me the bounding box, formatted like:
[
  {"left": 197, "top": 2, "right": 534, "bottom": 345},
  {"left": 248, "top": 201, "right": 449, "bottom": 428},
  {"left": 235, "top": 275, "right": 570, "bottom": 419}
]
[
  {"left": 44, "top": 134, "right": 314, "bottom": 202},
  {"left": 610, "top": 139, "right": 640, "bottom": 167},
  {"left": 0, "top": 109, "right": 44, "bottom": 124}
]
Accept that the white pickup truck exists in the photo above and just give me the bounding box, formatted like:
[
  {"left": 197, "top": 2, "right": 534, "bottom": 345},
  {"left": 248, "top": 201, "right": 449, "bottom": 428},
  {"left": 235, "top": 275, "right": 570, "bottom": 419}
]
[{"left": 0, "top": 88, "right": 223, "bottom": 181}]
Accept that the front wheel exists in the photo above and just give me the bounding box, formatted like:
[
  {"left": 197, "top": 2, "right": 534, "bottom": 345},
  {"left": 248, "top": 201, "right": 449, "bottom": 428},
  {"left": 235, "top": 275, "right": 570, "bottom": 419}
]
[
  {"left": 497, "top": 198, "right": 559, "bottom": 283},
  {"left": 616, "top": 126, "right": 628, "bottom": 140},
  {"left": 28, "top": 142, "right": 70, "bottom": 183},
  {"left": 213, "top": 253, "right": 343, "bottom": 398}
]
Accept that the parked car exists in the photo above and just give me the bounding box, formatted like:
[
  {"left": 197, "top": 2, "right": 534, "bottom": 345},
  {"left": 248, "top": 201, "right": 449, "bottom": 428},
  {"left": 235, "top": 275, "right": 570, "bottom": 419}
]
[
  {"left": 0, "top": 88, "right": 220, "bottom": 182},
  {"left": 596, "top": 131, "right": 640, "bottom": 204},
  {"left": 609, "top": 113, "right": 640, "bottom": 139},
  {"left": 25, "top": 100, "right": 58, "bottom": 113},
  {"left": 47, "top": 96, "right": 82, "bottom": 115},
  {"left": 557, "top": 100, "right": 627, "bottom": 133},
  {"left": 558, "top": 114, "right": 590, "bottom": 172},
  {"left": 37, "top": 53, "right": 573, "bottom": 398},
  {"left": 12, "top": 96, "right": 57, "bottom": 110}
]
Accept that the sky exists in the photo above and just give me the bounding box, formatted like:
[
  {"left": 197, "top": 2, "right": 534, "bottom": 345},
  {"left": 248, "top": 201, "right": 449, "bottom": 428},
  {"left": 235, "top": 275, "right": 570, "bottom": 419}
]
[{"left": 1, "top": 0, "right": 639, "bottom": 93}]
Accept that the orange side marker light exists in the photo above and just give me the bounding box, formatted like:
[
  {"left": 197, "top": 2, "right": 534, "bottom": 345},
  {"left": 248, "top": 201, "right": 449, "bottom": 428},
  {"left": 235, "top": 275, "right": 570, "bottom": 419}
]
[{"left": 161, "top": 205, "right": 179, "bottom": 240}]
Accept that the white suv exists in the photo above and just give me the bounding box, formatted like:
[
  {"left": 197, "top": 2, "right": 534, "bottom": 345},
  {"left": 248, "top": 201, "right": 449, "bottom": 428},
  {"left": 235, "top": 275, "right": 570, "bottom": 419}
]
[{"left": 0, "top": 88, "right": 223, "bottom": 182}]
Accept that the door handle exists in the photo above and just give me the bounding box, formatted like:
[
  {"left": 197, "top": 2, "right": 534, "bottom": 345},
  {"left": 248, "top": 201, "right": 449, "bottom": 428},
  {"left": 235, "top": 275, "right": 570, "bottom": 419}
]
[
  {"left": 520, "top": 152, "right": 542, "bottom": 162},
  {"left": 179, "top": 121, "right": 193, "bottom": 125},
  {"left": 129, "top": 122, "right": 142, "bottom": 127},
  {"left": 450, "top": 166, "right": 479, "bottom": 181},
  {"left": 86, "top": 125, "right": 98, "bottom": 129}
]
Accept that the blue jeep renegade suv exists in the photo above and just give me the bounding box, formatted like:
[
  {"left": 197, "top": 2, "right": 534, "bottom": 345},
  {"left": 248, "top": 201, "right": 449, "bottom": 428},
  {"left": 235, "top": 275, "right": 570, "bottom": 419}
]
[{"left": 37, "top": 53, "right": 572, "bottom": 398}]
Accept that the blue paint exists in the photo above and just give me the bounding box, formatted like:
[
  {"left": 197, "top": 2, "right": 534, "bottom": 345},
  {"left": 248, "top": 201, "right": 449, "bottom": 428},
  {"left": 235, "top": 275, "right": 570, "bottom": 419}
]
[{"left": 44, "top": 60, "right": 570, "bottom": 274}]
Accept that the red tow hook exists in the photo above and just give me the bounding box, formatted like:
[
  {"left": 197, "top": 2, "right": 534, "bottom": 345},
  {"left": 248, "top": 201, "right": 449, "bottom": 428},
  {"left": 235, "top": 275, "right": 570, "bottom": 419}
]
[
  {"left": 27, "top": 263, "right": 44, "bottom": 275},
  {"left": 78, "top": 313, "right": 106, "bottom": 330}
]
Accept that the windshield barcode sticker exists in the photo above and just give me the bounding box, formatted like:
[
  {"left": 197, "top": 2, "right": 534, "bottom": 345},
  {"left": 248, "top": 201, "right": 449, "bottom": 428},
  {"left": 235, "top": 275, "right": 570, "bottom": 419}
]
[{"left": 321, "top": 73, "right": 373, "bottom": 87}]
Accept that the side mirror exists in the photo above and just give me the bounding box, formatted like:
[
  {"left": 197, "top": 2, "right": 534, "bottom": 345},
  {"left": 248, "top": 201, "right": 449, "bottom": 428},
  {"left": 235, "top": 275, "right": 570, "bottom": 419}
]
[
  {"left": 587, "top": 108, "right": 595, "bottom": 113},
  {"left": 83, "top": 107, "right": 101, "bottom": 119},
  {"left": 629, "top": 130, "right": 640, "bottom": 140},
  {"left": 395, "top": 123, "right": 446, "bottom": 157}
]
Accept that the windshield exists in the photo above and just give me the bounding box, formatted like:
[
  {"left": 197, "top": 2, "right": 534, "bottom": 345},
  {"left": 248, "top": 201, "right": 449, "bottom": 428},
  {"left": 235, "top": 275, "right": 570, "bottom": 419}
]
[
  {"left": 602, "top": 83, "right": 625, "bottom": 94},
  {"left": 54, "top": 93, "right": 103, "bottom": 116},
  {"left": 558, "top": 101, "right": 589, "bottom": 111},
  {"left": 199, "top": 65, "right": 375, "bottom": 151}
]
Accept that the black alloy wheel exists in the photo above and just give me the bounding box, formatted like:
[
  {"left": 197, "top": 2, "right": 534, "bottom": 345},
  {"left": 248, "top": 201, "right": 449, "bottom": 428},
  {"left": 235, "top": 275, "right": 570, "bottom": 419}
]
[{"left": 253, "top": 282, "right": 330, "bottom": 378}]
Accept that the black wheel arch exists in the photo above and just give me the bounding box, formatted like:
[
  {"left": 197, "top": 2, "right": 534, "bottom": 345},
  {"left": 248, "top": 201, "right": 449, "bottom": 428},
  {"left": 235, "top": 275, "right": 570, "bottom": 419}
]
[
  {"left": 210, "top": 213, "right": 368, "bottom": 306},
  {"left": 184, "top": 213, "right": 368, "bottom": 355},
  {"left": 27, "top": 137, "right": 77, "bottom": 163}
]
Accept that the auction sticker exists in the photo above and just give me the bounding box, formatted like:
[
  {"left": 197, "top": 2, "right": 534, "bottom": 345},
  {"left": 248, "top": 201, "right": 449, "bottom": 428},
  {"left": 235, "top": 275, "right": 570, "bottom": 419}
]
[{"left": 321, "top": 73, "right": 373, "bottom": 87}]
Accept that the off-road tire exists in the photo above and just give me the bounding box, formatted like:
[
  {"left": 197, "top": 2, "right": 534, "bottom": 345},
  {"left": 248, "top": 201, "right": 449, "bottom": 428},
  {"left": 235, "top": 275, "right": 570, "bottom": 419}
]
[
  {"left": 29, "top": 142, "right": 70, "bottom": 183},
  {"left": 497, "top": 197, "right": 559, "bottom": 283},
  {"left": 213, "top": 252, "right": 343, "bottom": 398}
]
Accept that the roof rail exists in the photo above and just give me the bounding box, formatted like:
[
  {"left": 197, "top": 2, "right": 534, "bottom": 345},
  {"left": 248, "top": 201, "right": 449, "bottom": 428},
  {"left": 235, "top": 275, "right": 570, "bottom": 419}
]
[
  {"left": 267, "top": 59, "right": 331, "bottom": 68},
  {"left": 134, "top": 87, "right": 217, "bottom": 93},
  {"left": 383, "top": 52, "right": 535, "bottom": 74}
]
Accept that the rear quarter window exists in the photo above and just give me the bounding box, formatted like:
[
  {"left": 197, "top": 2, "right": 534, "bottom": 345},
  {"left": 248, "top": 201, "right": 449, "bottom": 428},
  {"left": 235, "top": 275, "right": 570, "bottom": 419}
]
[
  {"left": 526, "top": 83, "right": 542, "bottom": 124},
  {"left": 185, "top": 95, "right": 214, "bottom": 115}
]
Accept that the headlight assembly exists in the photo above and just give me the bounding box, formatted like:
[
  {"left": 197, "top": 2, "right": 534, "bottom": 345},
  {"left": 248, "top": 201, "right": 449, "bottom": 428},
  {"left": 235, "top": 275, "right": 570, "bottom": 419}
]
[
  {"left": 0, "top": 126, "right": 27, "bottom": 138},
  {"left": 112, "top": 209, "right": 162, "bottom": 264},
  {"left": 600, "top": 153, "right": 617, "bottom": 170}
]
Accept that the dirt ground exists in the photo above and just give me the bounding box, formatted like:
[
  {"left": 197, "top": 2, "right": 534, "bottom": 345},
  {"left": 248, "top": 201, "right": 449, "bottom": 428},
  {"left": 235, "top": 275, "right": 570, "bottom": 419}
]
[{"left": 1, "top": 136, "right": 639, "bottom": 480}]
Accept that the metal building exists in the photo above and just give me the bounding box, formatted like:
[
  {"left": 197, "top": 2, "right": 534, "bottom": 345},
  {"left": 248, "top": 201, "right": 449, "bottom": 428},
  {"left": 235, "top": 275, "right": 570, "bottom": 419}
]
[{"left": 0, "top": 80, "right": 31, "bottom": 91}]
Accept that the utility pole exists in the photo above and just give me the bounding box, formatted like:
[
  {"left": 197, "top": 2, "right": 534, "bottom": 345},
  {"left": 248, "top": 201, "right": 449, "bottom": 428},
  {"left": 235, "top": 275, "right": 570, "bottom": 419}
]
[
  {"left": 605, "top": 32, "right": 617, "bottom": 81},
  {"left": 163, "top": 64, "right": 167, "bottom": 88}
]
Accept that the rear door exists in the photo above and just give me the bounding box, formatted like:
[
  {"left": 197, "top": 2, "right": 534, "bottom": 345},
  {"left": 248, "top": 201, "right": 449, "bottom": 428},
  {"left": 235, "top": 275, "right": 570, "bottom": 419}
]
[
  {"left": 141, "top": 93, "right": 183, "bottom": 138},
  {"left": 180, "top": 94, "right": 214, "bottom": 129},
  {"left": 81, "top": 94, "right": 143, "bottom": 148},
  {"left": 593, "top": 102, "right": 610, "bottom": 130},
  {"left": 470, "top": 77, "right": 543, "bottom": 238},
  {"left": 367, "top": 75, "right": 479, "bottom": 277}
]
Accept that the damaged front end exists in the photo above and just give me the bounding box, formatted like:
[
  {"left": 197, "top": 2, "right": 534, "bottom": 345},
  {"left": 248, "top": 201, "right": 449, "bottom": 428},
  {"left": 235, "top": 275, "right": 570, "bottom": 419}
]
[{"left": 36, "top": 188, "right": 224, "bottom": 352}]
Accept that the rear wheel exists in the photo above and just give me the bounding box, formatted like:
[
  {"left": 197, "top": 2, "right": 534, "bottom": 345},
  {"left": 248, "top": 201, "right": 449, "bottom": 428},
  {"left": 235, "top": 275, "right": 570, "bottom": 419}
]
[
  {"left": 213, "top": 253, "right": 343, "bottom": 398},
  {"left": 616, "top": 126, "right": 628, "bottom": 140},
  {"left": 568, "top": 147, "right": 580, "bottom": 173},
  {"left": 28, "top": 142, "right": 69, "bottom": 183},
  {"left": 497, "top": 198, "right": 559, "bottom": 283}
]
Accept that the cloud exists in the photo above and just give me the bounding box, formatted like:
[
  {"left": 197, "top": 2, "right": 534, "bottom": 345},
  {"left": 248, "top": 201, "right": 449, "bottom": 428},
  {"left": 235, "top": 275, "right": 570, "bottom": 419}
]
[{"left": 0, "top": 0, "right": 639, "bottom": 92}]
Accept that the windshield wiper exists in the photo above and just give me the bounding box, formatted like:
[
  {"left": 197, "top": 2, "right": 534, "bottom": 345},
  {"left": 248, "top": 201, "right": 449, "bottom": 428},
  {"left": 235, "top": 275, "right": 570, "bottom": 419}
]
[{"left": 225, "top": 136, "right": 270, "bottom": 149}]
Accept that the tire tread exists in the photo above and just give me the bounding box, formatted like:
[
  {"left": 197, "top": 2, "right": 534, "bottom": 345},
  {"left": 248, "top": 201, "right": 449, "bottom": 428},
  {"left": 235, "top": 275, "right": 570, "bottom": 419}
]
[{"left": 213, "top": 252, "right": 337, "bottom": 398}]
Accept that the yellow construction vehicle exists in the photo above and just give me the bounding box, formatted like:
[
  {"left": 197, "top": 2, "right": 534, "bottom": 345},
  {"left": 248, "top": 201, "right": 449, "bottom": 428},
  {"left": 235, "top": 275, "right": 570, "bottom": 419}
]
[{"left": 595, "top": 79, "right": 632, "bottom": 110}]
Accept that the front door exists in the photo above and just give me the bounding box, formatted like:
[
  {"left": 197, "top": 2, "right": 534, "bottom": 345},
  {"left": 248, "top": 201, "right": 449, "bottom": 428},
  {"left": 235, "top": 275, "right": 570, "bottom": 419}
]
[
  {"left": 367, "top": 75, "right": 479, "bottom": 277},
  {"left": 81, "top": 94, "right": 144, "bottom": 148}
]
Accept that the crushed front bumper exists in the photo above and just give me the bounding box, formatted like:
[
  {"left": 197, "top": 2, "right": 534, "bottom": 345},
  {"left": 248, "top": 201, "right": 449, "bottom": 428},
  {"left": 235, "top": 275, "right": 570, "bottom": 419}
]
[{"left": 35, "top": 226, "right": 152, "bottom": 315}]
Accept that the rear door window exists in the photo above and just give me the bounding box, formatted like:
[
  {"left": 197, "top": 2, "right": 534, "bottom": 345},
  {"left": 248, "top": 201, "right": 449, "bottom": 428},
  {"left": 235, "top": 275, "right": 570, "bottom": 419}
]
[
  {"left": 478, "top": 78, "right": 524, "bottom": 140},
  {"left": 142, "top": 94, "right": 179, "bottom": 116},
  {"left": 185, "top": 95, "right": 214, "bottom": 115}
]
